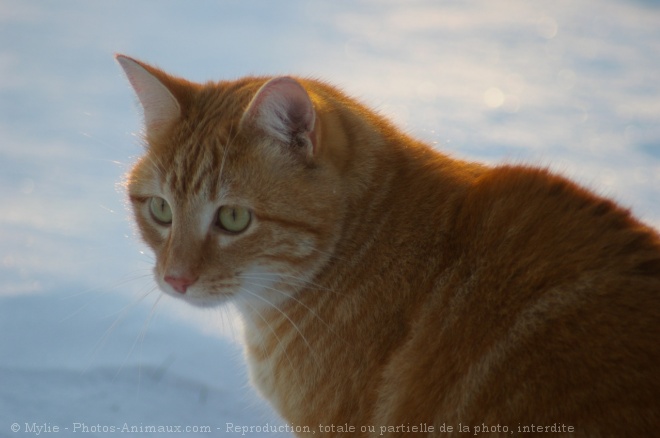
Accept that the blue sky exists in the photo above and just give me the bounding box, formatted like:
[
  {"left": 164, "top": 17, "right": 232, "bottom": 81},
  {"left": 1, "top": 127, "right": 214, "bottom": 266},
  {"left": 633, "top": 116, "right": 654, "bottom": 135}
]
[{"left": 1, "top": 0, "right": 659, "bottom": 434}]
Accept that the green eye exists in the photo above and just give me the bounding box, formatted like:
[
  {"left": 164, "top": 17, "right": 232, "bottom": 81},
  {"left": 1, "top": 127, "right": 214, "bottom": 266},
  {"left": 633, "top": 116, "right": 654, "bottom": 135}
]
[
  {"left": 149, "top": 197, "right": 172, "bottom": 225},
  {"left": 216, "top": 205, "right": 251, "bottom": 233}
]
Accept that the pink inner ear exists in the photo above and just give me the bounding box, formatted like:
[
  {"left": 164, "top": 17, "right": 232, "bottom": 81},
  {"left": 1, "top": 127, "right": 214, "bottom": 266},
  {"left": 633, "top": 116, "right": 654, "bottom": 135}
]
[
  {"left": 116, "top": 55, "right": 181, "bottom": 136},
  {"left": 244, "top": 77, "right": 317, "bottom": 154}
]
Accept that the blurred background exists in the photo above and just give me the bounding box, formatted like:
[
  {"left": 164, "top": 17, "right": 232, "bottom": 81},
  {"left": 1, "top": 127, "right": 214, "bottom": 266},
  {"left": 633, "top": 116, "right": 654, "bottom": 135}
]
[{"left": 1, "top": 0, "right": 659, "bottom": 435}]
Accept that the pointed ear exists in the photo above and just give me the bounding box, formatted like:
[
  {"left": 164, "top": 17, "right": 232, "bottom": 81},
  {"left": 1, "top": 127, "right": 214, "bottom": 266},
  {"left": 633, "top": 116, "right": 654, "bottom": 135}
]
[
  {"left": 115, "top": 54, "right": 181, "bottom": 138},
  {"left": 241, "top": 77, "right": 317, "bottom": 159}
]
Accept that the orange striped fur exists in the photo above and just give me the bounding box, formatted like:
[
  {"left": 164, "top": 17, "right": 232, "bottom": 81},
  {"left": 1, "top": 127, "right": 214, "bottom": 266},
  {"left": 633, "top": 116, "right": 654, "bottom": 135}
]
[{"left": 117, "top": 55, "right": 660, "bottom": 436}]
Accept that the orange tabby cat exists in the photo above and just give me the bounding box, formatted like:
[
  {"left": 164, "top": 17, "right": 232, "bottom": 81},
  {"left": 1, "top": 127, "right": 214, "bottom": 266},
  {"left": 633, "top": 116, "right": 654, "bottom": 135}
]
[{"left": 116, "top": 54, "right": 660, "bottom": 436}]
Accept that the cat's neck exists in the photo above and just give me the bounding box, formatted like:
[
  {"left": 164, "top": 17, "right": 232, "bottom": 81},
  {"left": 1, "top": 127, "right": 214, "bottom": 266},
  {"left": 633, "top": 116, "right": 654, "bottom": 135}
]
[{"left": 237, "top": 105, "right": 483, "bottom": 425}]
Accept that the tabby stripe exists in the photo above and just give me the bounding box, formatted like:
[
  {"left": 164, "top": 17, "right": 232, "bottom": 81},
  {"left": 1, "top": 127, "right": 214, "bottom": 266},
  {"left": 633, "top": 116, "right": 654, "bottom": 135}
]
[
  {"left": 258, "top": 213, "right": 323, "bottom": 237},
  {"left": 260, "top": 254, "right": 315, "bottom": 267},
  {"left": 129, "top": 194, "right": 149, "bottom": 204}
]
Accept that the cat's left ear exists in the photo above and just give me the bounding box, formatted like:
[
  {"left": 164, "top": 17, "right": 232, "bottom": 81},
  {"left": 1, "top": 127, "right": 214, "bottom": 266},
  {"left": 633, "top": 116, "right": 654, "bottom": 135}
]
[
  {"left": 241, "top": 77, "right": 317, "bottom": 161},
  {"left": 115, "top": 54, "right": 182, "bottom": 139}
]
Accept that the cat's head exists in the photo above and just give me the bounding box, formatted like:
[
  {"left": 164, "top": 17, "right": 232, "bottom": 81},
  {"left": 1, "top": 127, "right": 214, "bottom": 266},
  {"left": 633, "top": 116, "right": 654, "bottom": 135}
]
[{"left": 117, "top": 55, "right": 345, "bottom": 309}]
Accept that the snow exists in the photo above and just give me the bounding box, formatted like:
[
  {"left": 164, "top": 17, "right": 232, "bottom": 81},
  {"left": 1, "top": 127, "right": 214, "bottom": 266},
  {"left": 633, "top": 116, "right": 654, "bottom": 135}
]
[{"left": 1, "top": 0, "right": 659, "bottom": 436}]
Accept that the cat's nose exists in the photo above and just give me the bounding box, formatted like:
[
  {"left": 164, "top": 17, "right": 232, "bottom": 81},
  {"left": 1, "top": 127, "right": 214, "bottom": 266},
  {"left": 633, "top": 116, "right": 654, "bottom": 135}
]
[{"left": 164, "top": 275, "right": 198, "bottom": 294}]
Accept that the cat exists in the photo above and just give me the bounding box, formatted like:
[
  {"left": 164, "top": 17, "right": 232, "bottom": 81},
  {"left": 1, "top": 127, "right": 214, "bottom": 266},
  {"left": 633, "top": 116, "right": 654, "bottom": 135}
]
[{"left": 116, "top": 54, "right": 660, "bottom": 436}]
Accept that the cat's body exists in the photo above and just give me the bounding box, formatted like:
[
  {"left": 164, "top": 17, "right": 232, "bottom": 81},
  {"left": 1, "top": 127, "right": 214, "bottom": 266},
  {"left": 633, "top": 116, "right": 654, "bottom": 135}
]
[{"left": 117, "top": 55, "right": 660, "bottom": 436}]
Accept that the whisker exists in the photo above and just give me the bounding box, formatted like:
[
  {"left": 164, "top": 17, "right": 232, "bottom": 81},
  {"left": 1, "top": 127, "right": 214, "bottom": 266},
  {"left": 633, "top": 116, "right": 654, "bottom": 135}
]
[
  {"left": 238, "top": 270, "right": 347, "bottom": 297},
  {"left": 62, "top": 270, "right": 152, "bottom": 302},
  {"left": 237, "top": 272, "right": 333, "bottom": 292},
  {"left": 84, "top": 283, "right": 156, "bottom": 373},
  {"left": 218, "top": 304, "right": 243, "bottom": 344},
  {"left": 239, "top": 287, "right": 322, "bottom": 372},
  {"left": 112, "top": 285, "right": 160, "bottom": 381},
  {"left": 307, "top": 246, "right": 352, "bottom": 264},
  {"left": 237, "top": 291, "right": 305, "bottom": 387},
  {"left": 127, "top": 148, "right": 169, "bottom": 192},
  {"left": 126, "top": 291, "right": 164, "bottom": 394},
  {"left": 218, "top": 123, "right": 235, "bottom": 185},
  {"left": 61, "top": 270, "right": 154, "bottom": 327},
  {"left": 240, "top": 280, "right": 346, "bottom": 346}
]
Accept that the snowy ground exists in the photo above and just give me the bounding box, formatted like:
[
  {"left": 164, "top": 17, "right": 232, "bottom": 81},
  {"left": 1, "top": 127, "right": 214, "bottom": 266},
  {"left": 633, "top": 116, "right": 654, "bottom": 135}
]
[{"left": 1, "top": 0, "right": 658, "bottom": 436}]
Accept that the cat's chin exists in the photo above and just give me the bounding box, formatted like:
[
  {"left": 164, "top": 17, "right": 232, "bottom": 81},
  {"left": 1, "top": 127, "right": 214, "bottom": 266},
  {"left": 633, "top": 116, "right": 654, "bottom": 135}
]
[
  {"left": 157, "top": 281, "right": 233, "bottom": 308},
  {"left": 162, "top": 289, "right": 232, "bottom": 308},
  {"left": 180, "top": 295, "right": 229, "bottom": 308}
]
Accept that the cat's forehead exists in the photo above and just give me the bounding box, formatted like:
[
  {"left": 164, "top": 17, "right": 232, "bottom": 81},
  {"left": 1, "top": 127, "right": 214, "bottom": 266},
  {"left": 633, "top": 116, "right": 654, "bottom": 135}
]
[
  {"left": 148, "top": 114, "right": 249, "bottom": 200},
  {"left": 132, "top": 75, "right": 294, "bottom": 203}
]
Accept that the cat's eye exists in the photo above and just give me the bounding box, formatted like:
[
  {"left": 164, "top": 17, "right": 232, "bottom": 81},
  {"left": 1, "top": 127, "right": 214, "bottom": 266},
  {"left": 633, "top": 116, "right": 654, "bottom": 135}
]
[
  {"left": 149, "top": 197, "right": 172, "bottom": 225},
  {"left": 216, "top": 205, "right": 251, "bottom": 233}
]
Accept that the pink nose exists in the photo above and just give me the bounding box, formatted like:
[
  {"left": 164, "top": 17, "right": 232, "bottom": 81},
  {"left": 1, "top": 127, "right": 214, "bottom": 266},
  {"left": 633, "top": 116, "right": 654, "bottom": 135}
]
[{"left": 164, "top": 275, "right": 197, "bottom": 294}]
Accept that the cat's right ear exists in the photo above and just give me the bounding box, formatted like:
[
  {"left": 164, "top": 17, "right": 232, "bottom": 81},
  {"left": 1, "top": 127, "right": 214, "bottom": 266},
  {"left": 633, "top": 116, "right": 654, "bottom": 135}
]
[
  {"left": 241, "top": 77, "right": 318, "bottom": 162},
  {"left": 115, "top": 54, "right": 181, "bottom": 139}
]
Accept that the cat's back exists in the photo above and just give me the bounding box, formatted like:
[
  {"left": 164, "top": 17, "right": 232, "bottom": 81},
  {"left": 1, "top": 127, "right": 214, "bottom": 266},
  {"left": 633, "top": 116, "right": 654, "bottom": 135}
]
[
  {"left": 376, "top": 164, "right": 660, "bottom": 435},
  {"left": 456, "top": 165, "right": 660, "bottom": 279}
]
